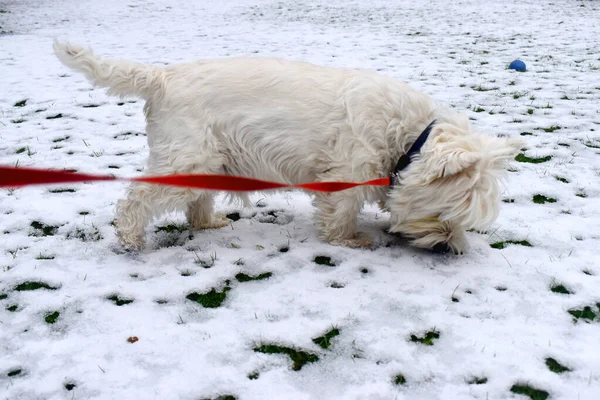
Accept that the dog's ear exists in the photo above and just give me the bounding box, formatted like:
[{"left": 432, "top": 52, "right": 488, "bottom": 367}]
[
  {"left": 422, "top": 135, "right": 481, "bottom": 182},
  {"left": 486, "top": 137, "right": 526, "bottom": 168}
]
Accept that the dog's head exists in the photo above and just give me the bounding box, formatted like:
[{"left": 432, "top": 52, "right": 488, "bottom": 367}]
[{"left": 386, "top": 120, "right": 523, "bottom": 254}]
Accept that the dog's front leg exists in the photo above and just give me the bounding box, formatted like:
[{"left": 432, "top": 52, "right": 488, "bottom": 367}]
[{"left": 313, "top": 191, "right": 373, "bottom": 248}]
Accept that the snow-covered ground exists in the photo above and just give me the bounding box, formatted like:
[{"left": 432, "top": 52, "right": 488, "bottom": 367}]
[{"left": 1, "top": 0, "right": 600, "bottom": 399}]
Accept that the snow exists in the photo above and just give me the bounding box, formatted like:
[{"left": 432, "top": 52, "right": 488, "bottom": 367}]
[{"left": 1, "top": 0, "right": 600, "bottom": 399}]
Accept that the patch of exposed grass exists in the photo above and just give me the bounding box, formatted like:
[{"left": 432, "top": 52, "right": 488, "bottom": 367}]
[
  {"left": 7, "top": 368, "right": 22, "bottom": 377},
  {"left": 568, "top": 306, "right": 597, "bottom": 321},
  {"left": 314, "top": 256, "right": 336, "bottom": 267},
  {"left": 330, "top": 282, "right": 345, "bottom": 288},
  {"left": 394, "top": 374, "right": 407, "bottom": 385},
  {"left": 52, "top": 136, "right": 70, "bottom": 143},
  {"left": 467, "top": 377, "right": 488, "bottom": 385},
  {"left": 583, "top": 141, "right": 600, "bottom": 149},
  {"left": 541, "top": 125, "right": 561, "bottom": 133},
  {"left": 226, "top": 212, "right": 241, "bottom": 221},
  {"left": 575, "top": 192, "right": 587, "bottom": 198},
  {"left": 235, "top": 272, "right": 272, "bottom": 282},
  {"left": 46, "top": 113, "right": 63, "bottom": 119},
  {"left": 532, "top": 194, "right": 557, "bottom": 204},
  {"left": 510, "top": 384, "right": 549, "bottom": 400},
  {"left": 155, "top": 223, "right": 188, "bottom": 233},
  {"left": 14, "top": 99, "right": 27, "bottom": 107},
  {"left": 200, "top": 396, "right": 237, "bottom": 400},
  {"left": 49, "top": 188, "right": 76, "bottom": 193},
  {"left": 545, "top": 357, "right": 571, "bottom": 374},
  {"left": 82, "top": 104, "right": 101, "bottom": 108},
  {"left": 67, "top": 226, "right": 102, "bottom": 242},
  {"left": 65, "top": 383, "right": 76, "bottom": 391},
  {"left": 0, "top": 293, "right": 7, "bottom": 300},
  {"left": 474, "top": 107, "right": 485, "bottom": 113},
  {"left": 45, "top": 311, "right": 60, "bottom": 324},
  {"left": 410, "top": 329, "right": 440, "bottom": 346},
  {"left": 312, "top": 328, "right": 340, "bottom": 349},
  {"left": 106, "top": 294, "right": 134, "bottom": 306},
  {"left": 520, "top": 132, "right": 533, "bottom": 136},
  {"left": 515, "top": 153, "right": 552, "bottom": 164},
  {"left": 550, "top": 284, "right": 571, "bottom": 295},
  {"left": 14, "top": 281, "right": 57, "bottom": 291},
  {"left": 30, "top": 221, "right": 59, "bottom": 236},
  {"left": 254, "top": 344, "right": 319, "bottom": 371},
  {"left": 15, "top": 147, "right": 26, "bottom": 154},
  {"left": 7, "top": 304, "right": 18, "bottom": 312},
  {"left": 247, "top": 371, "right": 259, "bottom": 380},
  {"left": 36, "top": 254, "right": 55, "bottom": 260},
  {"left": 490, "top": 240, "right": 532, "bottom": 249},
  {"left": 187, "top": 286, "right": 230, "bottom": 308},
  {"left": 11, "top": 118, "right": 26, "bottom": 124},
  {"left": 555, "top": 176, "right": 569, "bottom": 183}
]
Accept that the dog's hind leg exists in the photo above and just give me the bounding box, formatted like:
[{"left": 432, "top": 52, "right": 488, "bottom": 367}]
[{"left": 186, "top": 194, "right": 230, "bottom": 230}]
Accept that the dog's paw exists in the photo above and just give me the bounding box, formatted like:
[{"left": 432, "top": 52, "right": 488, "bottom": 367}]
[
  {"left": 331, "top": 233, "right": 374, "bottom": 249},
  {"left": 190, "top": 214, "right": 230, "bottom": 230}
]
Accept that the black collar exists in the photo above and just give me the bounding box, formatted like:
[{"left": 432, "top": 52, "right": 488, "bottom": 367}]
[{"left": 390, "top": 120, "right": 436, "bottom": 186}]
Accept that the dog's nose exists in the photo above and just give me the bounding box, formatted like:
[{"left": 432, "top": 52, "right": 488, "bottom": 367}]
[{"left": 431, "top": 242, "right": 451, "bottom": 254}]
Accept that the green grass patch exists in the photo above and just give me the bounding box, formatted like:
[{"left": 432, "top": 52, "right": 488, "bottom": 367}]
[
  {"left": 7, "top": 304, "right": 18, "bottom": 312},
  {"left": 254, "top": 344, "right": 319, "bottom": 371},
  {"left": 200, "top": 396, "right": 237, "bottom": 400},
  {"left": 410, "top": 329, "right": 440, "bottom": 346},
  {"left": 247, "top": 371, "right": 259, "bottom": 380},
  {"left": 467, "top": 377, "right": 488, "bottom": 385},
  {"left": 474, "top": 107, "right": 485, "bottom": 113},
  {"left": 155, "top": 223, "right": 188, "bottom": 233},
  {"left": 583, "top": 141, "right": 600, "bottom": 149},
  {"left": 555, "top": 176, "right": 569, "bottom": 183},
  {"left": 545, "top": 357, "right": 571, "bottom": 374},
  {"left": 576, "top": 192, "right": 587, "bottom": 198},
  {"left": 67, "top": 226, "right": 102, "bottom": 242},
  {"left": 11, "top": 118, "right": 26, "bottom": 124},
  {"left": 235, "top": 272, "right": 272, "bottom": 282},
  {"left": 7, "top": 368, "right": 22, "bottom": 377},
  {"left": 0, "top": 293, "right": 7, "bottom": 300},
  {"left": 46, "top": 113, "right": 63, "bottom": 120},
  {"left": 515, "top": 153, "right": 552, "bottom": 164},
  {"left": 568, "top": 306, "right": 597, "bottom": 321},
  {"left": 532, "top": 194, "right": 557, "bottom": 204},
  {"left": 30, "top": 221, "right": 59, "bottom": 236},
  {"left": 187, "top": 287, "right": 230, "bottom": 308},
  {"left": 36, "top": 254, "right": 55, "bottom": 260},
  {"left": 510, "top": 384, "right": 549, "bottom": 400},
  {"left": 52, "top": 136, "right": 70, "bottom": 143},
  {"left": 542, "top": 125, "right": 561, "bottom": 133},
  {"left": 394, "top": 374, "right": 407, "bottom": 385},
  {"left": 313, "top": 256, "right": 336, "bottom": 267},
  {"left": 490, "top": 240, "right": 532, "bottom": 249},
  {"left": 312, "top": 328, "right": 340, "bottom": 349},
  {"left": 82, "top": 104, "right": 101, "bottom": 108},
  {"left": 45, "top": 311, "right": 60, "bottom": 324},
  {"left": 49, "top": 188, "right": 76, "bottom": 193},
  {"left": 106, "top": 294, "right": 134, "bottom": 306},
  {"left": 14, "top": 99, "right": 27, "bottom": 107},
  {"left": 14, "top": 281, "right": 57, "bottom": 291},
  {"left": 520, "top": 132, "right": 533, "bottom": 136},
  {"left": 550, "top": 284, "right": 571, "bottom": 294},
  {"left": 226, "top": 212, "right": 241, "bottom": 221},
  {"left": 15, "top": 147, "right": 27, "bottom": 154}
]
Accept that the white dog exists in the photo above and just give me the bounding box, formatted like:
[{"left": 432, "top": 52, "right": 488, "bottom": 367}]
[{"left": 53, "top": 40, "right": 522, "bottom": 254}]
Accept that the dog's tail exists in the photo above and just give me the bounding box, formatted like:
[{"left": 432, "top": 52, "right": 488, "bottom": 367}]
[{"left": 53, "top": 40, "right": 164, "bottom": 99}]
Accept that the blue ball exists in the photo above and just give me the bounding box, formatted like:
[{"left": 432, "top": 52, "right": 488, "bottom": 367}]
[{"left": 509, "top": 60, "right": 526, "bottom": 72}]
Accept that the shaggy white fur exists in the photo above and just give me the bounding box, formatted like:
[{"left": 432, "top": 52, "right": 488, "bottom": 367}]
[{"left": 53, "top": 40, "right": 522, "bottom": 253}]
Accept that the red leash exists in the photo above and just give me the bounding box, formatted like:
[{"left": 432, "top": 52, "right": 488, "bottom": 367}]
[{"left": 0, "top": 166, "right": 390, "bottom": 193}]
